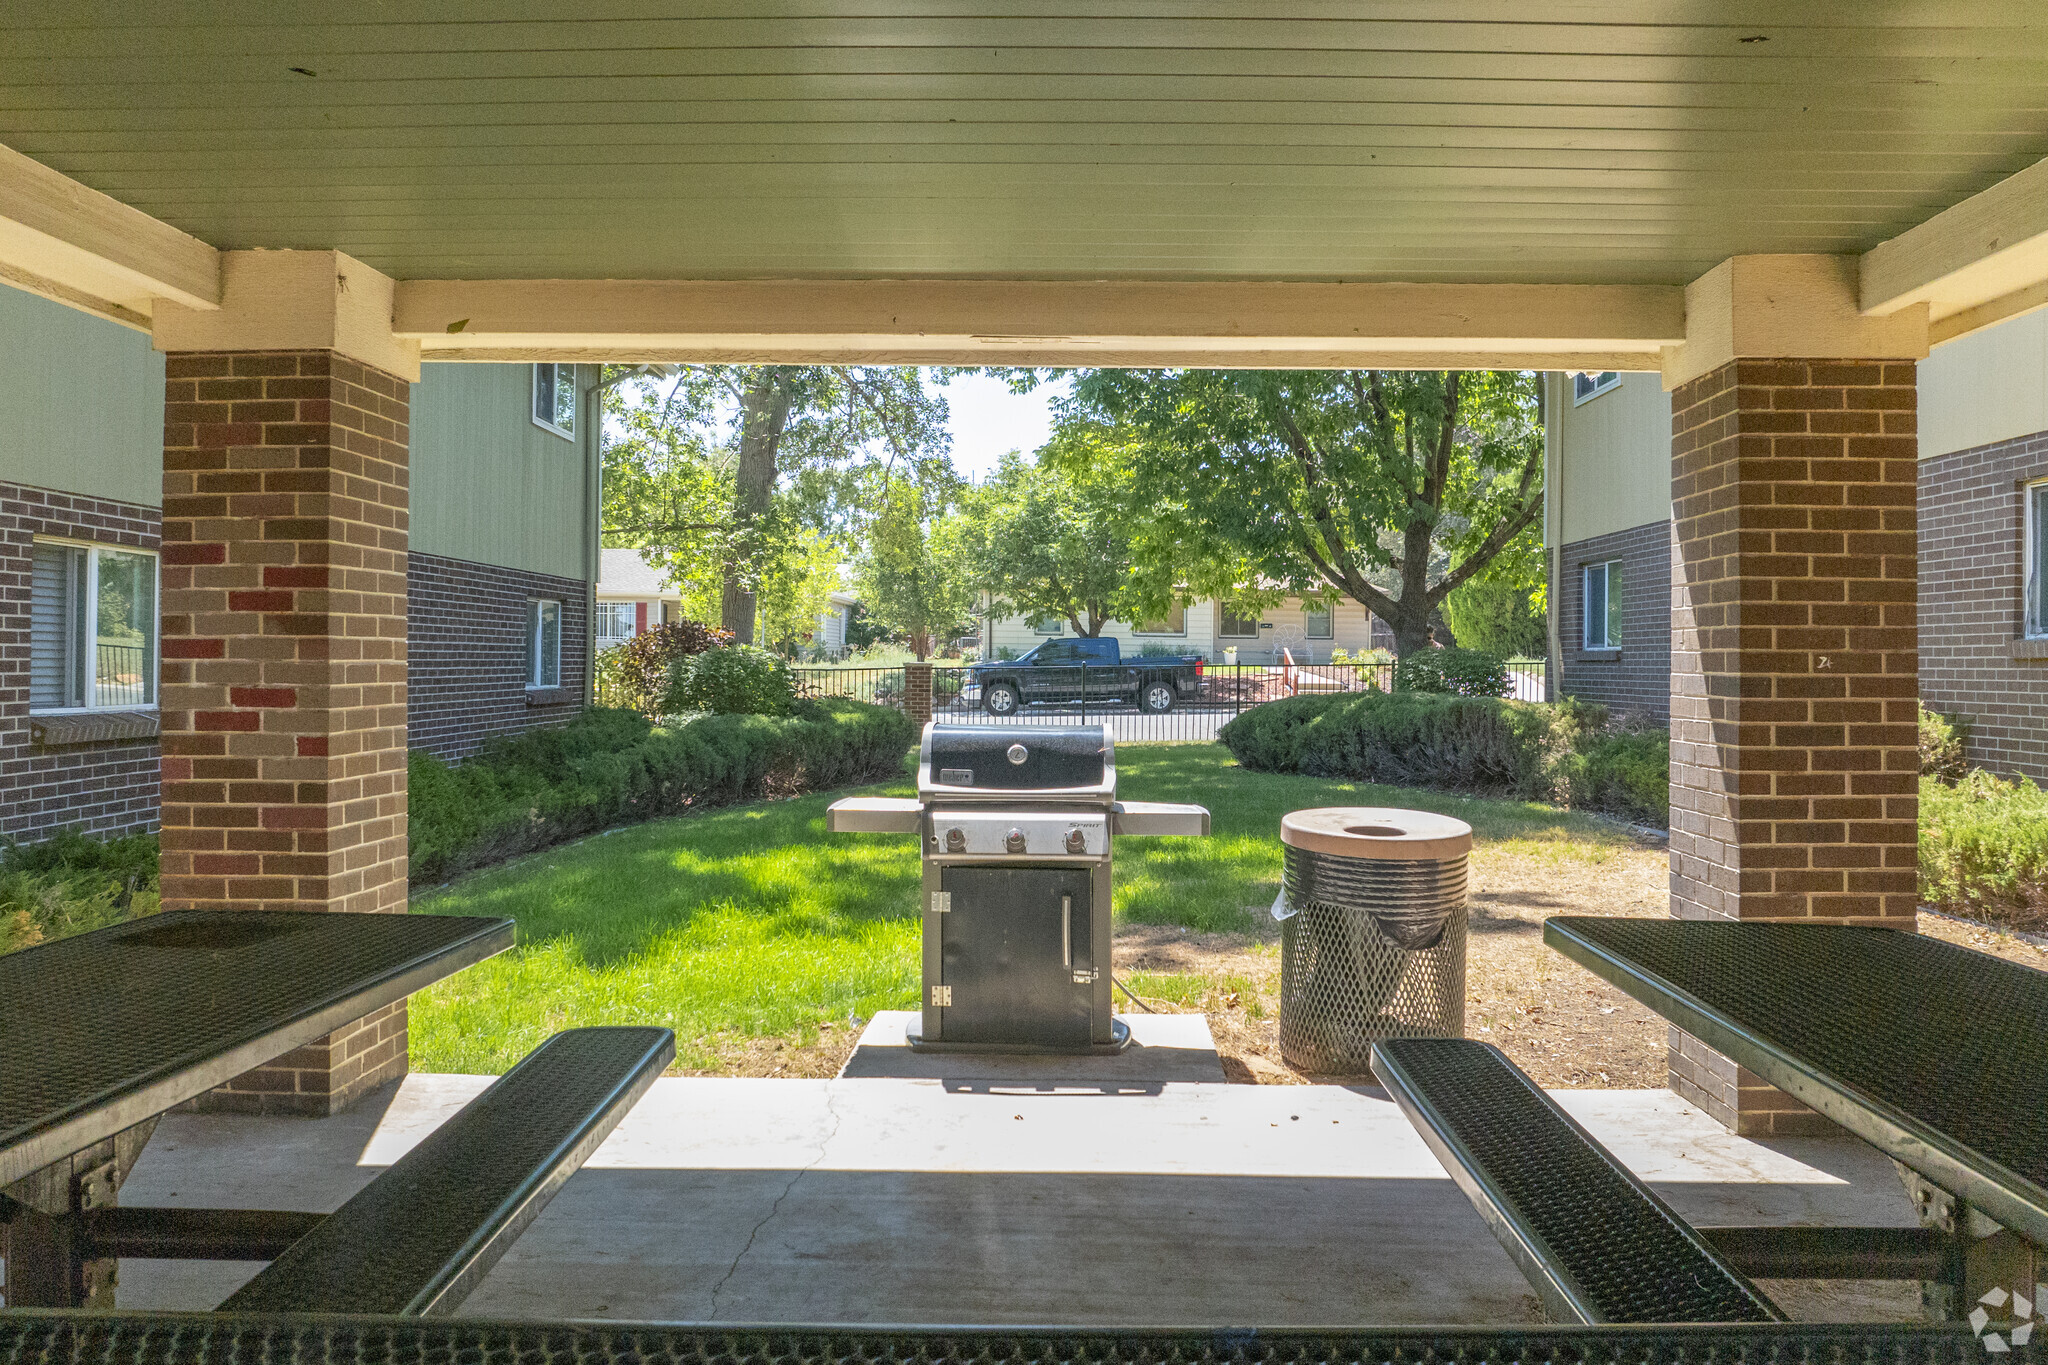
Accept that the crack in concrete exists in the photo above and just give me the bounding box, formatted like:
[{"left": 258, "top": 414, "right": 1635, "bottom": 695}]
[{"left": 705, "top": 1083, "right": 846, "bottom": 1320}]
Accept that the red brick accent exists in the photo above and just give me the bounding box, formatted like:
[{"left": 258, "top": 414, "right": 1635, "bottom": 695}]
[
  {"left": 903, "top": 661, "right": 934, "bottom": 724},
  {"left": 159, "top": 350, "right": 411, "bottom": 1116},
  {"left": 0, "top": 480, "right": 162, "bottom": 842},
  {"left": 1667, "top": 357, "right": 1918, "bottom": 1136}
]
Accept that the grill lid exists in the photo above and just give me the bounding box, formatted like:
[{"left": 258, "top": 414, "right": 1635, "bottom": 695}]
[{"left": 922, "top": 724, "right": 1111, "bottom": 794}]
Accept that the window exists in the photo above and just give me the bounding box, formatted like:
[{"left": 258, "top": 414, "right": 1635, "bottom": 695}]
[
  {"left": 1302, "top": 602, "right": 1334, "bottom": 639},
  {"left": 526, "top": 599, "right": 563, "bottom": 687},
  {"left": 1218, "top": 605, "right": 1260, "bottom": 639},
  {"left": 1135, "top": 602, "right": 1186, "bottom": 635},
  {"left": 31, "top": 540, "right": 158, "bottom": 712},
  {"left": 1029, "top": 614, "right": 1064, "bottom": 635},
  {"left": 596, "top": 602, "right": 637, "bottom": 649},
  {"left": 533, "top": 363, "right": 577, "bottom": 438},
  {"left": 2028, "top": 481, "right": 2048, "bottom": 639},
  {"left": 1582, "top": 560, "right": 1623, "bottom": 650},
  {"left": 1572, "top": 371, "right": 1621, "bottom": 405}
]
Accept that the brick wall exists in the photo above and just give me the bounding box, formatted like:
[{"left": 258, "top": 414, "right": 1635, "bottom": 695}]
[
  {"left": 159, "top": 349, "right": 411, "bottom": 1115},
  {"left": 1919, "top": 430, "right": 2048, "bottom": 781},
  {"left": 408, "top": 550, "right": 588, "bottom": 761},
  {"left": 0, "top": 479, "right": 161, "bottom": 841},
  {"left": 1554, "top": 519, "right": 1673, "bottom": 722},
  {"left": 1667, "top": 357, "right": 1919, "bottom": 1136}
]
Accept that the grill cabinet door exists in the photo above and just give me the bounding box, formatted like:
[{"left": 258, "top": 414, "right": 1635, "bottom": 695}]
[{"left": 936, "top": 866, "right": 1091, "bottom": 1047}]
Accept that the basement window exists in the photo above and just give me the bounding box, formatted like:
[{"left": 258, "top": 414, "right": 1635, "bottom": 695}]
[
  {"left": 1583, "top": 559, "right": 1623, "bottom": 650},
  {"left": 533, "top": 363, "right": 577, "bottom": 439},
  {"left": 2028, "top": 481, "right": 2048, "bottom": 639},
  {"left": 1572, "top": 371, "right": 1621, "bottom": 405},
  {"left": 526, "top": 599, "right": 563, "bottom": 688},
  {"left": 30, "top": 540, "right": 158, "bottom": 712}
]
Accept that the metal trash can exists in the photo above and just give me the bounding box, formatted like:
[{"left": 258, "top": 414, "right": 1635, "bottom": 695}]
[{"left": 1273, "top": 807, "right": 1472, "bottom": 1074}]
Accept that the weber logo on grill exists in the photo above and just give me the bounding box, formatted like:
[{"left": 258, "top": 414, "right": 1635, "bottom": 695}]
[{"left": 939, "top": 768, "right": 974, "bottom": 785}]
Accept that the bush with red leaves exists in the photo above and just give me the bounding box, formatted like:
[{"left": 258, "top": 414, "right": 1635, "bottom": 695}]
[{"left": 595, "top": 620, "right": 736, "bottom": 716}]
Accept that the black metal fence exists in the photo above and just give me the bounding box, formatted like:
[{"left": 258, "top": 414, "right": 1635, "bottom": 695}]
[{"left": 792, "top": 658, "right": 1548, "bottom": 744}]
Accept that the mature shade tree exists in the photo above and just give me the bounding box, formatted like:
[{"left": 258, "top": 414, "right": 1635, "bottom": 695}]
[
  {"left": 1062, "top": 369, "right": 1543, "bottom": 657},
  {"left": 602, "top": 365, "right": 952, "bottom": 642},
  {"left": 955, "top": 437, "right": 1184, "bottom": 638},
  {"left": 853, "top": 479, "right": 978, "bottom": 661}
]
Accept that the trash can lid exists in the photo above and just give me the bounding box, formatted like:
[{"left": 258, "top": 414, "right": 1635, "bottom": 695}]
[{"left": 1279, "top": 807, "right": 1473, "bottom": 861}]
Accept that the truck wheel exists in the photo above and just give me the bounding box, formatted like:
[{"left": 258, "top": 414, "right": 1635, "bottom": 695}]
[
  {"left": 1140, "top": 680, "right": 1176, "bottom": 713},
  {"left": 983, "top": 682, "right": 1020, "bottom": 715}
]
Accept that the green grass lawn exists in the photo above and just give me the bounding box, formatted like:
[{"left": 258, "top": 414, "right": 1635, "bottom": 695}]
[{"left": 409, "top": 743, "right": 1642, "bottom": 1073}]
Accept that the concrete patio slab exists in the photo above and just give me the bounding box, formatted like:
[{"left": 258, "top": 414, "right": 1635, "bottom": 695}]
[
  {"left": 110, "top": 1075, "right": 1918, "bottom": 1326},
  {"left": 838, "top": 1010, "right": 1225, "bottom": 1084}
]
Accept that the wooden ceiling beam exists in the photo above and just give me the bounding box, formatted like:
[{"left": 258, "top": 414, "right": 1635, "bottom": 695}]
[
  {"left": 0, "top": 141, "right": 219, "bottom": 323},
  {"left": 394, "top": 278, "right": 1683, "bottom": 369},
  {"left": 1861, "top": 154, "right": 2048, "bottom": 337}
]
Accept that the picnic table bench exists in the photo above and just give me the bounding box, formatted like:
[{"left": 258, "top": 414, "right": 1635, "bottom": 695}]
[
  {"left": 1, "top": 910, "right": 672, "bottom": 1314},
  {"left": 1375, "top": 915, "right": 2047, "bottom": 1330}
]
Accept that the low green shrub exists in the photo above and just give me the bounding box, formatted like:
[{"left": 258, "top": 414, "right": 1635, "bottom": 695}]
[
  {"left": 1559, "top": 729, "right": 1670, "bottom": 826},
  {"left": 1220, "top": 690, "right": 1591, "bottom": 799},
  {"left": 1919, "top": 771, "right": 2048, "bottom": 930},
  {"left": 1394, "top": 647, "right": 1511, "bottom": 698},
  {"left": 664, "top": 644, "right": 795, "bottom": 716},
  {"left": 1219, "top": 691, "right": 1669, "bottom": 823},
  {"left": 1919, "top": 703, "right": 1971, "bottom": 782},
  {"left": 408, "top": 699, "right": 915, "bottom": 884},
  {"left": 595, "top": 620, "right": 735, "bottom": 715},
  {"left": 1, "top": 829, "right": 160, "bottom": 955}
]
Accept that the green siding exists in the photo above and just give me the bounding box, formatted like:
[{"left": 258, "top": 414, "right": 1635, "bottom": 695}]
[
  {"left": 0, "top": 283, "right": 164, "bottom": 507},
  {"left": 409, "top": 362, "right": 595, "bottom": 581}
]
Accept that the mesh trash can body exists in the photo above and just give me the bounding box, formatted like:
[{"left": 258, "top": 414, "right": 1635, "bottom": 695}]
[{"left": 1276, "top": 808, "right": 1472, "bottom": 1074}]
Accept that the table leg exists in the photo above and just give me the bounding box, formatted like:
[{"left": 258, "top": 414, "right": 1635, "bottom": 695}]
[
  {"left": 1896, "top": 1161, "right": 2042, "bottom": 1324},
  {"left": 0, "top": 1118, "right": 156, "bottom": 1309}
]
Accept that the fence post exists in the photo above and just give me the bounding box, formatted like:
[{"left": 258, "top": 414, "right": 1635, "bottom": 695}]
[{"left": 904, "top": 662, "right": 934, "bottom": 724}]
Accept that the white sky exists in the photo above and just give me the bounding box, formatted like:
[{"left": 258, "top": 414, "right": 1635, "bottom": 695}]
[{"left": 939, "top": 372, "right": 1064, "bottom": 481}]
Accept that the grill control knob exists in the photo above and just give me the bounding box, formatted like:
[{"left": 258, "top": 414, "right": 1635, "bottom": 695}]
[
  {"left": 1006, "top": 743, "right": 1028, "bottom": 765},
  {"left": 1005, "top": 827, "right": 1027, "bottom": 854},
  {"left": 1065, "top": 827, "right": 1087, "bottom": 854},
  {"left": 944, "top": 827, "right": 966, "bottom": 852}
]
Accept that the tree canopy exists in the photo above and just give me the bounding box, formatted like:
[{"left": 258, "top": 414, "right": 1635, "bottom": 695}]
[
  {"left": 852, "top": 478, "right": 979, "bottom": 660},
  {"left": 1056, "top": 369, "right": 1544, "bottom": 656},
  {"left": 601, "top": 365, "right": 953, "bottom": 644}
]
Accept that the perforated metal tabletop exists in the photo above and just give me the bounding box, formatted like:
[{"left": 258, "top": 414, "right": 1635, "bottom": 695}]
[
  {"left": 0, "top": 910, "right": 513, "bottom": 1185},
  {"left": 1545, "top": 916, "right": 2048, "bottom": 1246},
  {"left": 0, "top": 1310, "right": 1988, "bottom": 1365}
]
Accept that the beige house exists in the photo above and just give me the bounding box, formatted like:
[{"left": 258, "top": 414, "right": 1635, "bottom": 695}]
[
  {"left": 982, "top": 595, "right": 1384, "bottom": 665},
  {"left": 594, "top": 549, "right": 683, "bottom": 651}
]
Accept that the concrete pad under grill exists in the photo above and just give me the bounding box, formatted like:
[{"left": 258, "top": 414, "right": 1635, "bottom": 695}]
[
  {"left": 105, "top": 1074, "right": 1918, "bottom": 1326},
  {"left": 837, "top": 1009, "right": 1226, "bottom": 1084}
]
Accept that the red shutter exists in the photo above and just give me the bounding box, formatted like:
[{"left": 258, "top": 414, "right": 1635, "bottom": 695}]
[{"left": 635, "top": 602, "right": 648, "bottom": 633}]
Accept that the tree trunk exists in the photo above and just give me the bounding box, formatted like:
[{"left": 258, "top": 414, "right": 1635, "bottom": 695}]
[{"left": 721, "top": 370, "right": 794, "bottom": 643}]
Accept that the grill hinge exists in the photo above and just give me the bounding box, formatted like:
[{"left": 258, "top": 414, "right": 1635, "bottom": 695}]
[
  {"left": 930, "top": 985, "right": 953, "bottom": 1007},
  {"left": 930, "top": 891, "right": 951, "bottom": 913}
]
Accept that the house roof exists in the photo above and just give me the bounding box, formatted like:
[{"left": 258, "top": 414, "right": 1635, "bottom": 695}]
[{"left": 596, "top": 549, "right": 680, "bottom": 600}]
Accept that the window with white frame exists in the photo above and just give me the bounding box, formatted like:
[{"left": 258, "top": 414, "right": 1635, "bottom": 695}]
[
  {"left": 1582, "top": 559, "right": 1623, "bottom": 649},
  {"left": 1134, "top": 602, "right": 1186, "bottom": 635},
  {"left": 1218, "top": 604, "right": 1260, "bottom": 639},
  {"left": 1572, "top": 371, "right": 1621, "bottom": 405},
  {"left": 30, "top": 540, "right": 158, "bottom": 712},
  {"left": 2027, "top": 480, "right": 2048, "bottom": 639},
  {"left": 1029, "top": 614, "right": 1064, "bottom": 635},
  {"left": 533, "top": 363, "right": 577, "bottom": 438},
  {"left": 596, "top": 602, "right": 637, "bottom": 649},
  {"left": 1302, "top": 602, "right": 1334, "bottom": 639},
  {"left": 526, "top": 599, "right": 563, "bottom": 687}
]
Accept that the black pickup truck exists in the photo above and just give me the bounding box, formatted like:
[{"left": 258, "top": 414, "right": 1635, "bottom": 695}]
[{"left": 966, "top": 637, "right": 1205, "bottom": 714}]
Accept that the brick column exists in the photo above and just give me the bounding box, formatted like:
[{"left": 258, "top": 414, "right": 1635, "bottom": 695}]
[
  {"left": 159, "top": 350, "right": 411, "bottom": 1115},
  {"left": 903, "top": 661, "right": 934, "bottom": 724},
  {"left": 1668, "top": 358, "right": 1918, "bottom": 1135}
]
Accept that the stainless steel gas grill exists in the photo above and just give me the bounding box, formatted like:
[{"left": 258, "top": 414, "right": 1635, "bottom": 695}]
[{"left": 828, "top": 722, "right": 1208, "bottom": 1053}]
